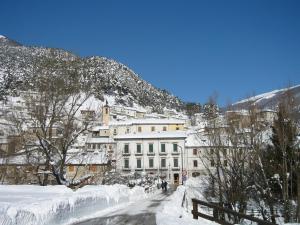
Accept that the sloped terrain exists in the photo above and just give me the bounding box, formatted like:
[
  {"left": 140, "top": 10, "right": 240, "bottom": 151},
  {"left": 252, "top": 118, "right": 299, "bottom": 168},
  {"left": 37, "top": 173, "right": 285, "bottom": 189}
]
[
  {"left": 0, "top": 35, "right": 183, "bottom": 112},
  {"left": 231, "top": 85, "right": 300, "bottom": 110}
]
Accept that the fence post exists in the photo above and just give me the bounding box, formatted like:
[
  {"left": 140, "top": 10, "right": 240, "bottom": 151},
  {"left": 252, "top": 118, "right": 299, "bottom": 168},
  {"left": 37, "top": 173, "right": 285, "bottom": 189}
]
[
  {"left": 192, "top": 199, "right": 198, "bottom": 220},
  {"left": 213, "top": 208, "right": 219, "bottom": 220}
]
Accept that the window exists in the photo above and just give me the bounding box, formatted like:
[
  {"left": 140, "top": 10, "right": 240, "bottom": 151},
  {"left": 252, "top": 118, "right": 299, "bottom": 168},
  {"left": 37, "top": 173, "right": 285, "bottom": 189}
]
[
  {"left": 113, "top": 129, "right": 117, "bottom": 135},
  {"left": 124, "top": 158, "right": 129, "bottom": 168},
  {"left": 193, "top": 160, "right": 198, "bottom": 167},
  {"left": 176, "top": 127, "right": 179, "bottom": 130},
  {"left": 161, "top": 143, "right": 166, "bottom": 153},
  {"left": 149, "top": 143, "right": 154, "bottom": 153},
  {"left": 149, "top": 158, "right": 154, "bottom": 168},
  {"left": 138, "top": 127, "right": 142, "bottom": 132},
  {"left": 151, "top": 126, "right": 155, "bottom": 132},
  {"left": 210, "top": 148, "right": 214, "bottom": 155},
  {"left": 161, "top": 158, "right": 166, "bottom": 168},
  {"left": 136, "top": 144, "right": 142, "bottom": 154},
  {"left": 89, "top": 165, "right": 97, "bottom": 172},
  {"left": 211, "top": 159, "right": 215, "bottom": 167},
  {"left": 105, "top": 108, "right": 108, "bottom": 114},
  {"left": 173, "top": 143, "right": 178, "bottom": 152},
  {"left": 126, "top": 128, "right": 130, "bottom": 133},
  {"left": 223, "top": 149, "right": 227, "bottom": 157},
  {"left": 193, "top": 149, "right": 197, "bottom": 155},
  {"left": 68, "top": 165, "right": 75, "bottom": 172},
  {"left": 173, "top": 158, "right": 179, "bottom": 168},
  {"left": 137, "top": 159, "right": 142, "bottom": 168},
  {"left": 163, "top": 126, "right": 167, "bottom": 131},
  {"left": 124, "top": 144, "right": 129, "bottom": 153}
]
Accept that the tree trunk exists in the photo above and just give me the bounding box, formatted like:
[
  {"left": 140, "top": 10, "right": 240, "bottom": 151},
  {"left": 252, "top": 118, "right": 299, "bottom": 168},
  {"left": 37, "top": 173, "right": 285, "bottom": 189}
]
[
  {"left": 269, "top": 202, "right": 276, "bottom": 224},
  {"left": 283, "top": 156, "right": 290, "bottom": 223},
  {"left": 297, "top": 168, "right": 300, "bottom": 222}
]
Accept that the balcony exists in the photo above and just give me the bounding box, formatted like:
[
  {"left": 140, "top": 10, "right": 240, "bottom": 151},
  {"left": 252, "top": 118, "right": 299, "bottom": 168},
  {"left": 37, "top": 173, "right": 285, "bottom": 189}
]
[
  {"left": 122, "top": 151, "right": 131, "bottom": 156},
  {"left": 159, "top": 151, "right": 167, "bottom": 155},
  {"left": 147, "top": 151, "right": 155, "bottom": 156},
  {"left": 172, "top": 167, "right": 180, "bottom": 171},
  {"left": 160, "top": 167, "right": 168, "bottom": 171},
  {"left": 122, "top": 167, "right": 131, "bottom": 171},
  {"left": 171, "top": 151, "right": 180, "bottom": 155},
  {"left": 135, "top": 168, "right": 143, "bottom": 171},
  {"left": 135, "top": 151, "right": 143, "bottom": 156},
  {"left": 145, "top": 167, "right": 156, "bottom": 171}
]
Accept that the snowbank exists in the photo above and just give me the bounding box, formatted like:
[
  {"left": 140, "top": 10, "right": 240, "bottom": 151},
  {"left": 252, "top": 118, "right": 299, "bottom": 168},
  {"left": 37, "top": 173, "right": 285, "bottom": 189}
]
[
  {"left": 0, "top": 184, "right": 146, "bottom": 225},
  {"left": 156, "top": 185, "right": 218, "bottom": 225}
]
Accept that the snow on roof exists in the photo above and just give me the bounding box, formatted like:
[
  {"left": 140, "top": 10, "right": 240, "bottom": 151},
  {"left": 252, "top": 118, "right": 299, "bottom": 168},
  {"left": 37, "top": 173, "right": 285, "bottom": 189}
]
[
  {"left": 144, "top": 113, "right": 167, "bottom": 119},
  {"left": 86, "top": 137, "right": 115, "bottom": 144},
  {"left": 122, "top": 106, "right": 147, "bottom": 113},
  {"left": 109, "top": 118, "right": 185, "bottom": 126},
  {"left": 185, "top": 133, "right": 210, "bottom": 147},
  {"left": 72, "top": 134, "right": 87, "bottom": 147},
  {"left": 66, "top": 151, "right": 108, "bottom": 165},
  {"left": 0, "top": 149, "right": 109, "bottom": 165},
  {"left": 0, "top": 35, "right": 6, "bottom": 39},
  {"left": 114, "top": 131, "right": 187, "bottom": 140},
  {"left": 90, "top": 125, "right": 109, "bottom": 131},
  {"left": 0, "top": 152, "right": 45, "bottom": 165}
]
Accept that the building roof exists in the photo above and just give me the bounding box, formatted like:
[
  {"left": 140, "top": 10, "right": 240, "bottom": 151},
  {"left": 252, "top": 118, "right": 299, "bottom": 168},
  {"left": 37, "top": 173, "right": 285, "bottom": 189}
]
[
  {"left": 86, "top": 137, "right": 115, "bottom": 144},
  {"left": 0, "top": 150, "right": 109, "bottom": 165},
  {"left": 185, "top": 132, "right": 210, "bottom": 147},
  {"left": 66, "top": 151, "right": 108, "bottom": 165},
  {"left": 114, "top": 131, "right": 187, "bottom": 140},
  {"left": 90, "top": 125, "right": 109, "bottom": 131},
  {"left": 109, "top": 118, "right": 185, "bottom": 126}
]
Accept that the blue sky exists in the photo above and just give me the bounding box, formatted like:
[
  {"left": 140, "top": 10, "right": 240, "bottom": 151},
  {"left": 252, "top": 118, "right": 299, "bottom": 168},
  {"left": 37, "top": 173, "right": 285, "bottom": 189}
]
[{"left": 0, "top": 0, "right": 299, "bottom": 106}]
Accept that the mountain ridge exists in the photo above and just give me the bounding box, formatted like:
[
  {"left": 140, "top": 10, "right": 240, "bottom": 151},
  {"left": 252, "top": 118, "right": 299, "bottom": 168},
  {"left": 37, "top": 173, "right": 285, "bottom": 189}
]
[
  {"left": 0, "top": 35, "right": 184, "bottom": 113},
  {"left": 231, "top": 84, "right": 300, "bottom": 110}
]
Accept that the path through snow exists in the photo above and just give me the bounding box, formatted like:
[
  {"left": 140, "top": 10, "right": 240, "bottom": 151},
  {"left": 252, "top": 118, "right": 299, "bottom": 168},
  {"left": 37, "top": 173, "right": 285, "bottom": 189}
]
[{"left": 72, "top": 189, "right": 174, "bottom": 225}]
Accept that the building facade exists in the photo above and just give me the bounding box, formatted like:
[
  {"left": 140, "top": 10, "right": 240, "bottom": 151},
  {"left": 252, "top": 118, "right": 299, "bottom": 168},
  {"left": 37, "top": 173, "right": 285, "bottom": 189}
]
[{"left": 114, "top": 131, "right": 187, "bottom": 185}]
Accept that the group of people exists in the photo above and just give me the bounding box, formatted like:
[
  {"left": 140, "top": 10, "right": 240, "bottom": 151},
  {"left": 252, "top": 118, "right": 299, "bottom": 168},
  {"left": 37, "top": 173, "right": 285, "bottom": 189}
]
[{"left": 161, "top": 180, "right": 168, "bottom": 191}]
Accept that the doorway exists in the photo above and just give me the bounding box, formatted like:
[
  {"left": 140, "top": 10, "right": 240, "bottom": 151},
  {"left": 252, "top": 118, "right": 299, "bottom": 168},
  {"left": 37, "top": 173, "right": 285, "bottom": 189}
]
[{"left": 173, "top": 173, "right": 179, "bottom": 185}]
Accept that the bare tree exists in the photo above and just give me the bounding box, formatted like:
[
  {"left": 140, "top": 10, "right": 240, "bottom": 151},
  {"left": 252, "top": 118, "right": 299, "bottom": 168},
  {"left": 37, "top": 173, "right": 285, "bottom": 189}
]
[{"left": 7, "top": 57, "right": 95, "bottom": 186}]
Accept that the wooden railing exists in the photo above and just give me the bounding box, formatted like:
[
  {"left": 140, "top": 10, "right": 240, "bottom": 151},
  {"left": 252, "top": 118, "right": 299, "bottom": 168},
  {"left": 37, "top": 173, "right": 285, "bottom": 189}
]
[{"left": 191, "top": 198, "right": 276, "bottom": 225}]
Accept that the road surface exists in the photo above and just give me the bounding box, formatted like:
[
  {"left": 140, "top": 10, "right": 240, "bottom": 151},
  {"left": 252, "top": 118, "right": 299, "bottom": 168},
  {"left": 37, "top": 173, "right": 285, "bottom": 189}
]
[{"left": 73, "top": 188, "right": 174, "bottom": 225}]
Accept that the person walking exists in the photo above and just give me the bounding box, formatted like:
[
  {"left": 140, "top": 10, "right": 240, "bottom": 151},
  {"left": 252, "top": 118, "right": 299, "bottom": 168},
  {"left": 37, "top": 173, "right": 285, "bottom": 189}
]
[{"left": 164, "top": 180, "right": 168, "bottom": 191}]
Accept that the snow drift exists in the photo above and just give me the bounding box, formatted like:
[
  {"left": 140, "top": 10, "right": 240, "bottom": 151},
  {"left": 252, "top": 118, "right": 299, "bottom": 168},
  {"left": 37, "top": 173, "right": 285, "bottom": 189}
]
[{"left": 0, "top": 184, "right": 146, "bottom": 225}]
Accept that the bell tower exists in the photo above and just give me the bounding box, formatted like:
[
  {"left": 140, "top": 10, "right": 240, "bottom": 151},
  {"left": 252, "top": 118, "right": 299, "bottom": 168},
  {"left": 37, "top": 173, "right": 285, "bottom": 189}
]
[{"left": 102, "top": 100, "right": 110, "bottom": 126}]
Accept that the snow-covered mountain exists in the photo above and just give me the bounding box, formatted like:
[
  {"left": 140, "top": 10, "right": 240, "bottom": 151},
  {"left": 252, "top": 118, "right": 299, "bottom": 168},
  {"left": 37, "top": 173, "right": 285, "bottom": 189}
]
[
  {"left": 0, "top": 35, "right": 184, "bottom": 112},
  {"left": 231, "top": 85, "right": 300, "bottom": 110}
]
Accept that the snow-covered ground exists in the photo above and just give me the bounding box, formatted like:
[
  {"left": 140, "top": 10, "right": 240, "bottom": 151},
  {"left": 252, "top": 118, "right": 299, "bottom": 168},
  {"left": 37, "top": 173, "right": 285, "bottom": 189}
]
[
  {"left": 0, "top": 184, "right": 147, "bottom": 225},
  {"left": 156, "top": 184, "right": 218, "bottom": 225}
]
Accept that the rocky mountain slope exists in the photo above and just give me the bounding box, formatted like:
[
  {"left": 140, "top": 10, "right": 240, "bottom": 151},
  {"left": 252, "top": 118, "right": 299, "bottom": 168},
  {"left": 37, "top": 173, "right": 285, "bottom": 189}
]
[{"left": 0, "top": 35, "right": 183, "bottom": 112}]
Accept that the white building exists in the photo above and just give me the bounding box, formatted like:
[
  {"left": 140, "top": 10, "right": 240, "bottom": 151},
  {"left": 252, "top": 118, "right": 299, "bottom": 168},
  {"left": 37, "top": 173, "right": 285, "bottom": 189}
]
[
  {"left": 185, "top": 132, "right": 211, "bottom": 177},
  {"left": 114, "top": 131, "right": 187, "bottom": 185},
  {"left": 109, "top": 118, "right": 186, "bottom": 137}
]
